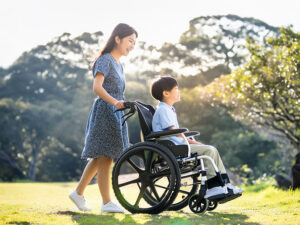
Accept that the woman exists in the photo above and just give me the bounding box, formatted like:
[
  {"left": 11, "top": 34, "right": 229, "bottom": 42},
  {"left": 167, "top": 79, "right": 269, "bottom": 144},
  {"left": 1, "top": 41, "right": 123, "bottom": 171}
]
[{"left": 69, "top": 23, "right": 137, "bottom": 213}]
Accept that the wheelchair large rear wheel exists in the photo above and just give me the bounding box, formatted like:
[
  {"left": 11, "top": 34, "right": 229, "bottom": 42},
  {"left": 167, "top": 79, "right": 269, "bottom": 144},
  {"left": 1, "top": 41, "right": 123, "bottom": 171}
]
[{"left": 112, "top": 145, "right": 178, "bottom": 214}]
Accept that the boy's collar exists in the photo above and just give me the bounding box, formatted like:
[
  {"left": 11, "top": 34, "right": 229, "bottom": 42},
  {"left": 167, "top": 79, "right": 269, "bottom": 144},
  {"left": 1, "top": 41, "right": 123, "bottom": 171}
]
[{"left": 158, "top": 101, "right": 176, "bottom": 112}]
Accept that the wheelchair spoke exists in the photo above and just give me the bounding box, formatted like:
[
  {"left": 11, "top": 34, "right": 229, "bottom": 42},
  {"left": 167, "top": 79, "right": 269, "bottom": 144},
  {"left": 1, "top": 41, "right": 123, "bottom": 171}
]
[
  {"left": 154, "top": 182, "right": 172, "bottom": 200},
  {"left": 191, "top": 200, "right": 198, "bottom": 208},
  {"left": 149, "top": 182, "right": 161, "bottom": 202},
  {"left": 153, "top": 183, "right": 171, "bottom": 190},
  {"left": 160, "top": 184, "right": 170, "bottom": 200},
  {"left": 126, "top": 158, "right": 143, "bottom": 174},
  {"left": 145, "top": 151, "right": 154, "bottom": 171},
  {"left": 151, "top": 170, "right": 171, "bottom": 179},
  {"left": 119, "top": 178, "right": 141, "bottom": 187},
  {"left": 134, "top": 184, "right": 147, "bottom": 207},
  {"left": 178, "top": 189, "right": 190, "bottom": 195}
]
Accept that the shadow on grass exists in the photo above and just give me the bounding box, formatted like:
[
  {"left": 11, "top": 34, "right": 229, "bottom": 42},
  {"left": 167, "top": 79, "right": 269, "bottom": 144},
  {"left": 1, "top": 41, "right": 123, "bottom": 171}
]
[
  {"left": 7, "top": 222, "right": 30, "bottom": 225},
  {"left": 55, "top": 210, "right": 261, "bottom": 225}
]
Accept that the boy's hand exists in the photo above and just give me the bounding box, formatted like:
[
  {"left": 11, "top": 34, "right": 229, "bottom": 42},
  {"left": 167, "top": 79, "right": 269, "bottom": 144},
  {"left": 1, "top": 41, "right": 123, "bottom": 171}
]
[{"left": 188, "top": 138, "right": 201, "bottom": 145}]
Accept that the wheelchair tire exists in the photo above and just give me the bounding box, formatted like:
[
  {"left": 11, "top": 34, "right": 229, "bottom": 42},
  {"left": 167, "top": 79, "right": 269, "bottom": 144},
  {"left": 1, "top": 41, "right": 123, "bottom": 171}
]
[
  {"left": 207, "top": 200, "right": 218, "bottom": 211},
  {"left": 112, "top": 144, "right": 178, "bottom": 214},
  {"left": 188, "top": 194, "right": 208, "bottom": 213}
]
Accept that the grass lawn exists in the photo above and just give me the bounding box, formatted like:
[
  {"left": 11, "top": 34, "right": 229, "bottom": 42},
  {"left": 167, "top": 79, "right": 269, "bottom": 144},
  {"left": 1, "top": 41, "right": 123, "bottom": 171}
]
[{"left": 0, "top": 181, "right": 299, "bottom": 225}]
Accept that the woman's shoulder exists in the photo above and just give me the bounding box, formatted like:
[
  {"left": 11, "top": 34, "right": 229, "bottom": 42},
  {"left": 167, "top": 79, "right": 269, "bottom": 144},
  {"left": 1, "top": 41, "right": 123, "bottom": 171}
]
[{"left": 97, "top": 53, "right": 112, "bottom": 63}]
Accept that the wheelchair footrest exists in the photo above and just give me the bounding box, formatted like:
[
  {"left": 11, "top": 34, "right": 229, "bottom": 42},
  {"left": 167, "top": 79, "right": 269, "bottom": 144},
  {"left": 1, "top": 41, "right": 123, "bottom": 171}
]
[
  {"left": 217, "top": 193, "right": 242, "bottom": 204},
  {"left": 206, "top": 193, "right": 227, "bottom": 201}
]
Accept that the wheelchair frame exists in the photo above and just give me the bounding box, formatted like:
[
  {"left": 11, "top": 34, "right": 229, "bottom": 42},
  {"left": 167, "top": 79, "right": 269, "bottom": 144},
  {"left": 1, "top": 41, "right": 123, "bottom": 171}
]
[{"left": 112, "top": 101, "right": 237, "bottom": 214}]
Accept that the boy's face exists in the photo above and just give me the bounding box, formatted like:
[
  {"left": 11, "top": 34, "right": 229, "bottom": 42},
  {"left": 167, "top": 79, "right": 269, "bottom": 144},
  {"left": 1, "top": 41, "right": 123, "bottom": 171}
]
[{"left": 163, "top": 86, "right": 180, "bottom": 103}]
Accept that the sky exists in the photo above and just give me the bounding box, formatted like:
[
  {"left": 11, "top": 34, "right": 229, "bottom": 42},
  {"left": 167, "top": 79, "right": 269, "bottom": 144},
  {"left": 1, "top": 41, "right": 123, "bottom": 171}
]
[{"left": 0, "top": 0, "right": 299, "bottom": 68}]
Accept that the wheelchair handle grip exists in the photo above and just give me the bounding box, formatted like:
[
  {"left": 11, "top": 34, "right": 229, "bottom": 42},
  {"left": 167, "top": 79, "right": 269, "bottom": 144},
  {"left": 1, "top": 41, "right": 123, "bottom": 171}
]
[
  {"left": 114, "top": 101, "right": 136, "bottom": 113},
  {"left": 124, "top": 101, "right": 136, "bottom": 108}
]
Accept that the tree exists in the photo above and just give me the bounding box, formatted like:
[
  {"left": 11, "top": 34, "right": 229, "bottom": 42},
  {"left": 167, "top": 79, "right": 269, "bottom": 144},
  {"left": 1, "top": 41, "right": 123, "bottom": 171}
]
[
  {"left": 201, "top": 27, "right": 300, "bottom": 151},
  {"left": 179, "top": 14, "right": 278, "bottom": 68}
]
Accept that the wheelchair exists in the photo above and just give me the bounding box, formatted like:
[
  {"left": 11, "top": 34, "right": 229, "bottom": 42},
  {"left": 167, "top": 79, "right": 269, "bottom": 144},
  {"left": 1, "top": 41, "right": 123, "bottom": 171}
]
[{"left": 112, "top": 101, "right": 241, "bottom": 214}]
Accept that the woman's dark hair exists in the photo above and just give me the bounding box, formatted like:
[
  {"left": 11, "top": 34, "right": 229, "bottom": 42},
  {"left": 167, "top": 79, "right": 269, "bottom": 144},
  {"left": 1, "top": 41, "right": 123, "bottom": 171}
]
[
  {"left": 151, "top": 76, "right": 178, "bottom": 101},
  {"left": 91, "top": 23, "right": 138, "bottom": 71}
]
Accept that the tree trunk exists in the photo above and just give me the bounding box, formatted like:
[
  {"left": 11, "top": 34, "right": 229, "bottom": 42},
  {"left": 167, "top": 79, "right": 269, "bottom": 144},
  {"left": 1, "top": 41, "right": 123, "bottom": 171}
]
[
  {"left": 28, "top": 148, "right": 38, "bottom": 181},
  {"left": 0, "top": 149, "right": 25, "bottom": 180}
]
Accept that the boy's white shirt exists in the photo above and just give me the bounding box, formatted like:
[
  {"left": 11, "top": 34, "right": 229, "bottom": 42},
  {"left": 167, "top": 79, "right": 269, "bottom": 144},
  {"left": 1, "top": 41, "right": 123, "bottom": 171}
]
[{"left": 152, "top": 101, "right": 187, "bottom": 145}]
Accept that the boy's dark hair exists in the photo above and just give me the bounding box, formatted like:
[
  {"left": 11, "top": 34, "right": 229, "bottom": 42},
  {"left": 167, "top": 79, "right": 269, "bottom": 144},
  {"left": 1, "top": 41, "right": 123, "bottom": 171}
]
[{"left": 151, "top": 76, "right": 178, "bottom": 101}]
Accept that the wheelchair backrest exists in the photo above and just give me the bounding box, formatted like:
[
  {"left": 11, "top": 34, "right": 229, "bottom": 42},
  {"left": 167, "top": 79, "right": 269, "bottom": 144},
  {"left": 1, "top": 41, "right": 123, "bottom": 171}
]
[{"left": 135, "top": 101, "right": 155, "bottom": 138}]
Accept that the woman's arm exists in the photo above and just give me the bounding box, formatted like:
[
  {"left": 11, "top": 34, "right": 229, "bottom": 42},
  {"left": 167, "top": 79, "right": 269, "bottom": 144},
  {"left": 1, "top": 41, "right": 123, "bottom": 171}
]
[{"left": 93, "top": 72, "right": 124, "bottom": 109}]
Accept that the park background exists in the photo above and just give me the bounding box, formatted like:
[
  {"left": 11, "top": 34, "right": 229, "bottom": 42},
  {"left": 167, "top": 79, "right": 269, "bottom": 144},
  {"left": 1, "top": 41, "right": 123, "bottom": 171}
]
[{"left": 0, "top": 0, "right": 299, "bottom": 224}]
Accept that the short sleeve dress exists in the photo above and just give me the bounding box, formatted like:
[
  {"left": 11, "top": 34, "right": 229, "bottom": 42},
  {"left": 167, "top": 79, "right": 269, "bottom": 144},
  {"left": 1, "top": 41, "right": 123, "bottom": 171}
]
[{"left": 81, "top": 53, "right": 130, "bottom": 160}]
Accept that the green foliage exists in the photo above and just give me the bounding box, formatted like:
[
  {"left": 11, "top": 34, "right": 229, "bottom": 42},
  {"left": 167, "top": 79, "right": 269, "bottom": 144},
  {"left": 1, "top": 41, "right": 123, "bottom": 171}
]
[
  {"left": 206, "top": 27, "right": 300, "bottom": 151},
  {"left": 180, "top": 15, "right": 278, "bottom": 67},
  {"left": 176, "top": 91, "right": 279, "bottom": 177}
]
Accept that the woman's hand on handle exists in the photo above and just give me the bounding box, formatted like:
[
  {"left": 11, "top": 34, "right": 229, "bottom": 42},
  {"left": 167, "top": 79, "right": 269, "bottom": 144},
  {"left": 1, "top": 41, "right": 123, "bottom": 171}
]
[{"left": 113, "top": 100, "right": 125, "bottom": 110}]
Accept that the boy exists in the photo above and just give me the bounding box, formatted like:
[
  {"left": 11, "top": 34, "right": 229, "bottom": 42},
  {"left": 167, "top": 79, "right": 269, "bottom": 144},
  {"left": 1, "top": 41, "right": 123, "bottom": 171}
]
[{"left": 151, "top": 76, "right": 243, "bottom": 199}]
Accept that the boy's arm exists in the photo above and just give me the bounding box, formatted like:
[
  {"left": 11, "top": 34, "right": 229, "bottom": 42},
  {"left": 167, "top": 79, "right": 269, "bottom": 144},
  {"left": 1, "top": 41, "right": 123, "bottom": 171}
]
[{"left": 168, "top": 126, "right": 200, "bottom": 144}]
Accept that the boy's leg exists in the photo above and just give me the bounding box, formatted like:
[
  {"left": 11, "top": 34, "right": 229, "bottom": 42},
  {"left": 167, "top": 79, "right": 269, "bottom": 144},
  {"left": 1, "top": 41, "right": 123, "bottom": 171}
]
[
  {"left": 190, "top": 144, "right": 227, "bottom": 180},
  {"left": 190, "top": 144, "right": 243, "bottom": 199},
  {"left": 190, "top": 144, "right": 228, "bottom": 199}
]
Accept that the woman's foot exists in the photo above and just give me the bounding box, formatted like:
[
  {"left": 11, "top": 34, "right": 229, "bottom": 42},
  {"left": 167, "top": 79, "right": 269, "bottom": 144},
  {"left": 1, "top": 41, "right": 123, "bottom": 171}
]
[
  {"left": 101, "top": 201, "right": 125, "bottom": 213},
  {"left": 69, "top": 190, "right": 92, "bottom": 211}
]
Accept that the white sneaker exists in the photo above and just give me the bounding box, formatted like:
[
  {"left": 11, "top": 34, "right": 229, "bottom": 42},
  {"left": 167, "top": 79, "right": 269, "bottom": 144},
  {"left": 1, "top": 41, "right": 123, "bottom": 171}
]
[
  {"left": 101, "top": 201, "right": 125, "bottom": 213},
  {"left": 69, "top": 190, "right": 92, "bottom": 211},
  {"left": 204, "top": 186, "right": 228, "bottom": 199},
  {"left": 226, "top": 183, "right": 244, "bottom": 194}
]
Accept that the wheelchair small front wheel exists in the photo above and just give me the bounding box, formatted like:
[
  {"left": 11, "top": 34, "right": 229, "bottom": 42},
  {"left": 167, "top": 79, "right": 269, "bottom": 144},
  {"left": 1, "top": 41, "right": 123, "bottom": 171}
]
[
  {"left": 188, "top": 195, "right": 208, "bottom": 213},
  {"left": 207, "top": 200, "right": 218, "bottom": 211}
]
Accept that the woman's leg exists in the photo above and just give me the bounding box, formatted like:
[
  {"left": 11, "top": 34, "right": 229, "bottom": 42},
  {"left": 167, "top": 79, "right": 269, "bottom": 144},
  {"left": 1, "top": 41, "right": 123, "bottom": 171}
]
[
  {"left": 76, "top": 156, "right": 114, "bottom": 203},
  {"left": 96, "top": 156, "right": 113, "bottom": 205},
  {"left": 76, "top": 158, "right": 99, "bottom": 195}
]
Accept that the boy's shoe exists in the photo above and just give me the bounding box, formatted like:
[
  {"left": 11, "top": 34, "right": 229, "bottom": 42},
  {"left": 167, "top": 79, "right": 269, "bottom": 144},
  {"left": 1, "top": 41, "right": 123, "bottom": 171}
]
[
  {"left": 226, "top": 183, "right": 244, "bottom": 194},
  {"left": 204, "top": 186, "right": 228, "bottom": 200},
  {"left": 217, "top": 183, "right": 243, "bottom": 204},
  {"left": 69, "top": 190, "right": 92, "bottom": 211},
  {"left": 101, "top": 201, "right": 125, "bottom": 213}
]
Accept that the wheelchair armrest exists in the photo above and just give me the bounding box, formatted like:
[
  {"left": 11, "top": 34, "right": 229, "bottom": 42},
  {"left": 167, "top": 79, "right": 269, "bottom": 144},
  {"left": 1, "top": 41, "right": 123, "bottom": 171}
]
[
  {"left": 145, "top": 128, "right": 188, "bottom": 139},
  {"left": 184, "top": 131, "right": 200, "bottom": 137}
]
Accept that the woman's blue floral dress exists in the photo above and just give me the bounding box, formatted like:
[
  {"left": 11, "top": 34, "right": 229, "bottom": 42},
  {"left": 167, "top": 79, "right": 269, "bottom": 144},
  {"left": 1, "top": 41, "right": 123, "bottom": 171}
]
[{"left": 81, "top": 53, "right": 130, "bottom": 160}]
